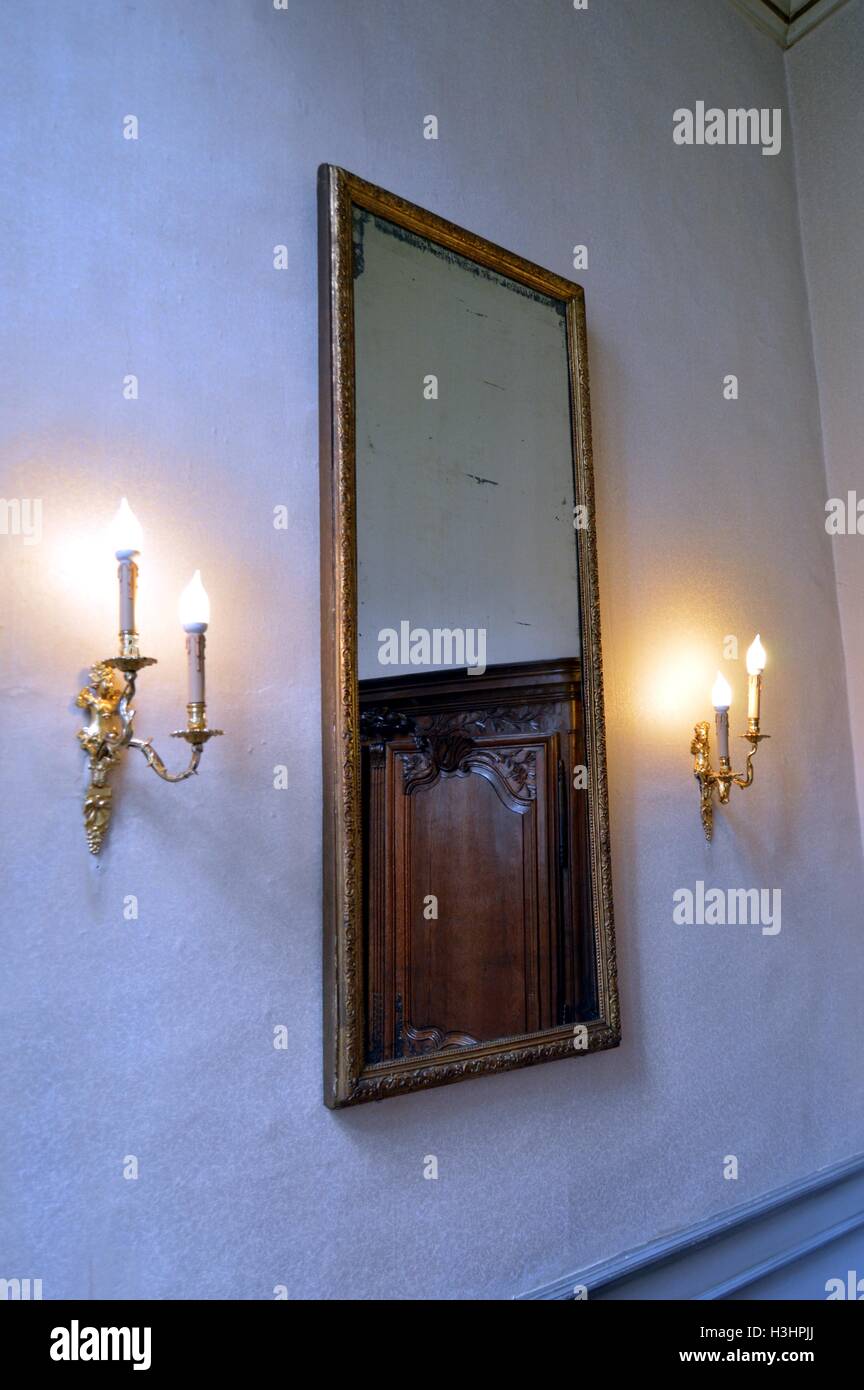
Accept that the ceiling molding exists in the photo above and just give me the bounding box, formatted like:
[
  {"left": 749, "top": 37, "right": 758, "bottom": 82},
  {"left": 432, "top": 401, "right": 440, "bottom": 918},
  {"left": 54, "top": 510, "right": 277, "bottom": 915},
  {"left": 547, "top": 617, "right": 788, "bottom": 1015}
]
[{"left": 729, "top": 0, "right": 852, "bottom": 49}]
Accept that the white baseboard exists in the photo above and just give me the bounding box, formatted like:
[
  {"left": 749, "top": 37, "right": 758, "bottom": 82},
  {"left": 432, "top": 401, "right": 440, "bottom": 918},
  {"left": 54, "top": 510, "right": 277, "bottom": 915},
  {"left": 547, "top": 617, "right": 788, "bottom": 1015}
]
[{"left": 518, "top": 1153, "right": 864, "bottom": 1300}]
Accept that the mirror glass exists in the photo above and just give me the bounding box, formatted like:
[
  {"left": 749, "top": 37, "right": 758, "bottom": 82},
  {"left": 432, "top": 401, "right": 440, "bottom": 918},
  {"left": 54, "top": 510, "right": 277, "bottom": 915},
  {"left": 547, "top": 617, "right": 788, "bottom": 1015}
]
[
  {"left": 351, "top": 206, "right": 595, "bottom": 1064},
  {"left": 354, "top": 207, "right": 580, "bottom": 678}
]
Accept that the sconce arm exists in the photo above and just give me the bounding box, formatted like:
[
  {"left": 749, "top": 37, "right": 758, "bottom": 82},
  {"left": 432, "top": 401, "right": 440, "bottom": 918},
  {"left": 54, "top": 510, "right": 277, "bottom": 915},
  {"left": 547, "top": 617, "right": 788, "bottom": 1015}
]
[
  {"left": 731, "top": 732, "right": 769, "bottom": 790},
  {"left": 129, "top": 736, "right": 202, "bottom": 782}
]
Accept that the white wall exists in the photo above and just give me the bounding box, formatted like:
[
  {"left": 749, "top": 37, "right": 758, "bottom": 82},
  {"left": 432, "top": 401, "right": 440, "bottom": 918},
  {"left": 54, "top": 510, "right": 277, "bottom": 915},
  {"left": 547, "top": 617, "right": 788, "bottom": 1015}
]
[
  {"left": 787, "top": 0, "right": 864, "bottom": 847},
  {"left": 2, "top": 0, "right": 863, "bottom": 1300}
]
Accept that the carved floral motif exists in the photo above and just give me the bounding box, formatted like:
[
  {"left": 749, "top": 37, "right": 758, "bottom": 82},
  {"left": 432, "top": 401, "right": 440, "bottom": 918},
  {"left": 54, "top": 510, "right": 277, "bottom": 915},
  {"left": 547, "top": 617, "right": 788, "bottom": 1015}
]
[
  {"left": 402, "top": 733, "right": 537, "bottom": 811},
  {"left": 404, "top": 1021, "right": 480, "bottom": 1055},
  {"left": 76, "top": 664, "right": 128, "bottom": 854}
]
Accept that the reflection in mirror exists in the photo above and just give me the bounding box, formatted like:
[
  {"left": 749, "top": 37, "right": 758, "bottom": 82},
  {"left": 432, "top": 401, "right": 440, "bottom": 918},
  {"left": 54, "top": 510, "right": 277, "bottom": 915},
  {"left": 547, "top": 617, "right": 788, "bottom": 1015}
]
[
  {"left": 354, "top": 207, "right": 580, "bottom": 679},
  {"left": 319, "top": 168, "right": 618, "bottom": 1105},
  {"left": 354, "top": 209, "right": 588, "bottom": 1060}
]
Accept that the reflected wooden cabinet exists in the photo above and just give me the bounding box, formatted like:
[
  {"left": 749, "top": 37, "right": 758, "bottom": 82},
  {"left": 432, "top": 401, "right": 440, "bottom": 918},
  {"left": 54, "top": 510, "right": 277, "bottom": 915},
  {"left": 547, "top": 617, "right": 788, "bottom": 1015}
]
[{"left": 360, "top": 660, "right": 595, "bottom": 1065}]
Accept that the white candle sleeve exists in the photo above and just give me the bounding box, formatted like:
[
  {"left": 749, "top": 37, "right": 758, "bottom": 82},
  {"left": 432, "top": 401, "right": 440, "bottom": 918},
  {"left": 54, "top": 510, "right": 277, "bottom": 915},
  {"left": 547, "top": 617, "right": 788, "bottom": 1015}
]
[
  {"left": 118, "top": 558, "right": 137, "bottom": 633},
  {"left": 747, "top": 674, "right": 761, "bottom": 722},
  {"left": 716, "top": 710, "right": 730, "bottom": 762},
  {"left": 186, "top": 631, "right": 206, "bottom": 704}
]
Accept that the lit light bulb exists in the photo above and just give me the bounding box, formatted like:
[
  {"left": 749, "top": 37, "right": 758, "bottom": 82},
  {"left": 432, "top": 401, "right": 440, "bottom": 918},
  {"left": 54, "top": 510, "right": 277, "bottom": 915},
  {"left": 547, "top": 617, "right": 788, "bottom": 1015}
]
[
  {"left": 746, "top": 634, "right": 766, "bottom": 676},
  {"left": 109, "top": 497, "right": 143, "bottom": 557},
  {"left": 711, "top": 671, "right": 732, "bottom": 710},
  {"left": 178, "top": 570, "right": 210, "bottom": 630}
]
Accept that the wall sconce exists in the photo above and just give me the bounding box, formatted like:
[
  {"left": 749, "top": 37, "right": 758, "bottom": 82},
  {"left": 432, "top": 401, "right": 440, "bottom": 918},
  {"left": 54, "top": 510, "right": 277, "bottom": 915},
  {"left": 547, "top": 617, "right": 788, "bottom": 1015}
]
[
  {"left": 75, "top": 499, "right": 223, "bottom": 854},
  {"left": 691, "top": 635, "right": 768, "bottom": 842}
]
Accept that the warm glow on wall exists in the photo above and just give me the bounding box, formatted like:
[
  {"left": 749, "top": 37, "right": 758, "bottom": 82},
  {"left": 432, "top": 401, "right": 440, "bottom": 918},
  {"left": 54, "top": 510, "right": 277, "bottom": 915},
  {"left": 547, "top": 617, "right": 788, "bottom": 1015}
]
[{"left": 646, "top": 646, "right": 713, "bottom": 724}]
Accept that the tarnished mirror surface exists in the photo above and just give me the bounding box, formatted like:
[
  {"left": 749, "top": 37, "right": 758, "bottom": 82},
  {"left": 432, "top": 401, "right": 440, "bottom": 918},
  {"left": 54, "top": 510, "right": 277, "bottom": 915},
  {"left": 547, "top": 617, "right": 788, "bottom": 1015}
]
[{"left": 354, "top": 206, "right": 580, "bottom": 679}]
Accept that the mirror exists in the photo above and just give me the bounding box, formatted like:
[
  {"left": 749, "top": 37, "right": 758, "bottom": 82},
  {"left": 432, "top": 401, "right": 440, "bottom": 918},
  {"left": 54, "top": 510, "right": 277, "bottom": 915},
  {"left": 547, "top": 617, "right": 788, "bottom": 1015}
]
[{"left": 319, "top": 167, "right": 618, "bottom": 1106}]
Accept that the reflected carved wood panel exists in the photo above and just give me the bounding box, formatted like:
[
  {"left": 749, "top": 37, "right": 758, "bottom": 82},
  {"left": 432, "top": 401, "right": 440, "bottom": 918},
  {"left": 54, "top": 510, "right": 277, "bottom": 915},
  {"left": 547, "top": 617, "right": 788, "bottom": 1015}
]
[{"left": 360, "top": 659, "right": 592, "bottom": 1065}]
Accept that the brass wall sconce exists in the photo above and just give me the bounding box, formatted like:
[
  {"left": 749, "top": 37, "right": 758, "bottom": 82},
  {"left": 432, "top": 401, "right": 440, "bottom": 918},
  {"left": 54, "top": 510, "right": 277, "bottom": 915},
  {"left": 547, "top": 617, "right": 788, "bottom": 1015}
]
[
  {"left": 75, "top": 499, "right": 222, "bottom": 854},
  {"left": 691, "top": 635, "right": 768, "bottom": 842}
]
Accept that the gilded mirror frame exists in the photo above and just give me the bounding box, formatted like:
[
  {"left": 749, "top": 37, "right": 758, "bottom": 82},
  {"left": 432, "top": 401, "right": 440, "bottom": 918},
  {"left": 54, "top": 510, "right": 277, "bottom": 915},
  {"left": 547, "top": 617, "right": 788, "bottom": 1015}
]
[{"left": 318, "top": 165, "right": 619, "bottom": 1107}]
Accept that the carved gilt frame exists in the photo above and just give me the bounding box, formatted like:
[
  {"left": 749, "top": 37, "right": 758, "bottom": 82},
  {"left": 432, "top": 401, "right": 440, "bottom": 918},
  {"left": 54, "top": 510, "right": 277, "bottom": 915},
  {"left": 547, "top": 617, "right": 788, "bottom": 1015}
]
[{"left": 318, "top": 165, "right": 619, "bottom": 1107}]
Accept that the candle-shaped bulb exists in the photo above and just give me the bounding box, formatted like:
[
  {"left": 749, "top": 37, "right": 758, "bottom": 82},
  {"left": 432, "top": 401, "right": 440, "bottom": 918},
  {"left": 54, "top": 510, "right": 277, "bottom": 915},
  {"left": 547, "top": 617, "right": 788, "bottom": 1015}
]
[
  {"left": 711, "top": 671, "right": 732, "bottom": 710},
  {"left": 746, "top": 634, "right": 765, "bottom": 725},
  {"left": 746, "top": 634, "right": 766, "bottom": 675},
  {"left": 110, "top": 497, "right": 143, "bottom": 558},
  {"left": 179, "top": 569, "right": 210, "bottom": 630}
]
